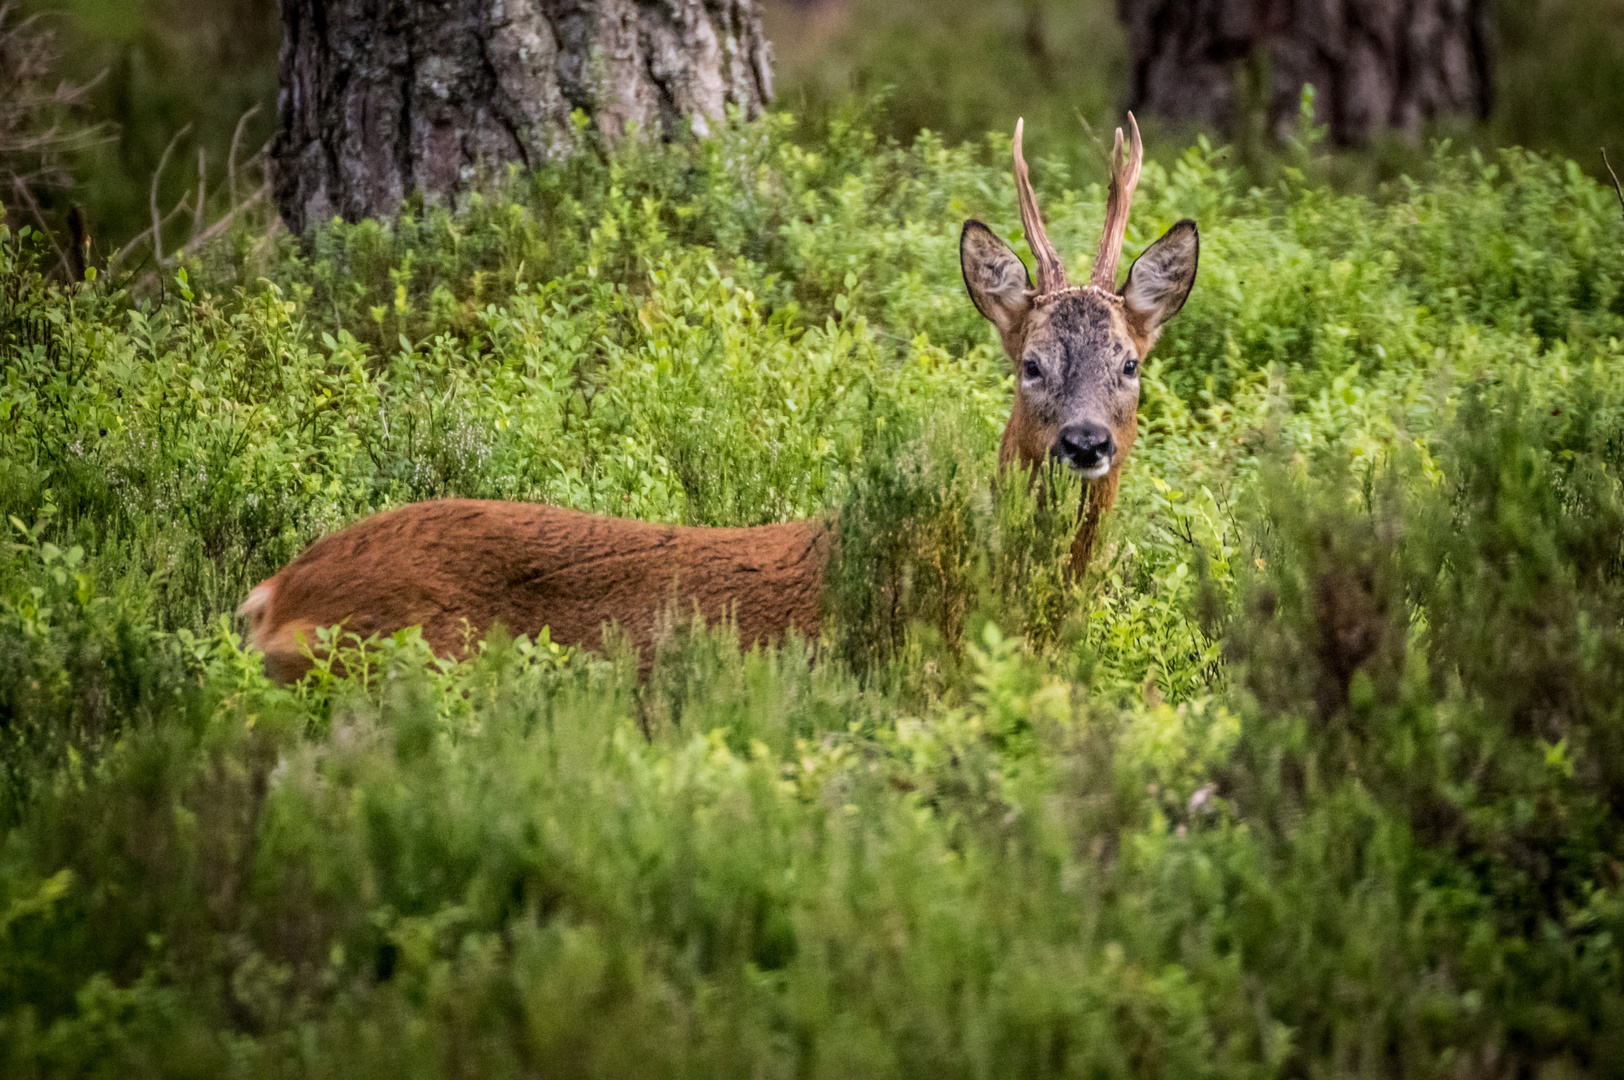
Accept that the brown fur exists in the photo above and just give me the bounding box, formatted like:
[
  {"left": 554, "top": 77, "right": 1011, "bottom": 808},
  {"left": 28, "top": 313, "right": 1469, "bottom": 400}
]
[
  {"left": 991, "top": 295, "right": 1140, "bottom": 573},
  {"left": 243, "top": 500, "right": 827, "bottom": 681},
  {"left": 965, "top": 116, "right": 1197, "bottom": 572},
  {"left": 966, "top": 218, "right": 1198, "bottom": 572}
]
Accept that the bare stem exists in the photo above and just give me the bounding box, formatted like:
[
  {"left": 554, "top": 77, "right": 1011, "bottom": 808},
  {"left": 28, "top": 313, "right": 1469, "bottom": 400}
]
[
  {"left": 175, "top": 176, "right": 270, "bottom": 260},
  {"left": 10, "top": 176, "right": 72, "bottom": 278},
  {"left": 228, "top": 104, "right": 261, "bottom": 207},
  {"left": 149, "top": 123, "right": 193, "bottom": 265},
  {"left": 194, "top": 147, "right": 207, "bottom": 240},
  {"left": 1604, "top": 149, "right": 1624, "bottom": 220},
  {"left": 112, "top": 191, "right": 193, "bottom": 270}
]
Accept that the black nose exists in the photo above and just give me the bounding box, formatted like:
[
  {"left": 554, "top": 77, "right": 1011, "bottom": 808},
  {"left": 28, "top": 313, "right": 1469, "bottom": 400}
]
[{"left": 1055, "top": 423, "right": 1115, "bottom": 470}]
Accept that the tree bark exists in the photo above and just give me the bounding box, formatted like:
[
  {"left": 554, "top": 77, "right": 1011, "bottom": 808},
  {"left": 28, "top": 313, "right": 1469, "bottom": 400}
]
[
  {"left": 1120, "top": 0, "right": 1494, "bottom": 144},
  {"left": 272, "top": 0, "right": 774, "bottom": 233}
]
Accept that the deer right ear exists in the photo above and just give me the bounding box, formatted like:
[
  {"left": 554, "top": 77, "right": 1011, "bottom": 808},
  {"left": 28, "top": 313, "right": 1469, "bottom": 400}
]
[{"left": 961, "top": 220, "right": 1033, "bottom": 337}]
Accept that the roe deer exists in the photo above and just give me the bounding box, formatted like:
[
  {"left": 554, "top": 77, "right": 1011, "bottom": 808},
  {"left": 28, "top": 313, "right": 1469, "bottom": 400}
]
[
  {"left": 241, "top": 116, "right": 1197, "bottom": 681},
  {"left": 962, "top": 114, "right": 1198, "bottom": 569}
]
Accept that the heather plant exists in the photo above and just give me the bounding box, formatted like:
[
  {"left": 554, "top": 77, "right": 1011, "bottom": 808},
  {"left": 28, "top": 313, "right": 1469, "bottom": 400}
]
[{"left": 2, "top": 108, "right": 1624, "bottom": 1076}]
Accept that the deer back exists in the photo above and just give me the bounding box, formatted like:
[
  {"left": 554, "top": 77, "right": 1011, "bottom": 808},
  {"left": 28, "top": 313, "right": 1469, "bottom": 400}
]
[{"left": 241, "top": 500, "right": 828, "bottom": 681}]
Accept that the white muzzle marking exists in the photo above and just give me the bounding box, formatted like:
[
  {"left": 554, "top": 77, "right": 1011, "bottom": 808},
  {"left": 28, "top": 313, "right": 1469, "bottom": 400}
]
[{"left": 1074, "top": 457, "right": 1112, "bottom": 481}]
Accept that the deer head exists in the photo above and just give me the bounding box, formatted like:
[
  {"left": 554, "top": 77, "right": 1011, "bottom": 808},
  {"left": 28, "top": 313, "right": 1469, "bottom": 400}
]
[{"left": 960, "top": 115, "right": 1198, "bottom": 567}]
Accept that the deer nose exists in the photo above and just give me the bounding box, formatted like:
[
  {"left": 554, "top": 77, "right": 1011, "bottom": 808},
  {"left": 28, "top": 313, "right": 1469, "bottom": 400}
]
[{"left": 1055, "top": 423, "right": 1115, "bottom": 473}]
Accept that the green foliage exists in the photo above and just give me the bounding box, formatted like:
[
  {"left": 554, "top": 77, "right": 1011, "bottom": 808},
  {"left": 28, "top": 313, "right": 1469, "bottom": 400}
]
[
  {"left": 823, "top": 407, "right": 1086, "bottom": 689},
  {"left": 770, "top": 0, "right": 1624, "bottom": 194},
  {"left": 2, "top": 109, "right": 1624, "bottom": 1075},
  {"left": 1214, "top": 383, "right": 1624, "bottom": 1072},
  {"left": 8, "top": 0, "right": 1624, "bottom": 256},
  {"left": 1496, "top": 0, "right": 1624, "bottom": 178},
  {"left": 767, "top": 0, "right": 1126, "bottom": 160}
]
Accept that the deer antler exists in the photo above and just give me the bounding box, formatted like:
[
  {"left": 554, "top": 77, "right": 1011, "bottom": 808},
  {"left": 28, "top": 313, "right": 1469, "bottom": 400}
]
[
  {"left": 1089, "top": 112, "right": 1143, "bottom": 292},
  {"left": 1013, "top": 117, "right": 1068, "bottom": 295}
]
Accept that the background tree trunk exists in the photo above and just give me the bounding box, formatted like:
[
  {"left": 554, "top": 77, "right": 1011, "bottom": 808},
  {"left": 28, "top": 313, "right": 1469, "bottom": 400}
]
[
  {"left": 272, "top": 0, "right": 774, "bottom": 233},
  {"left": 1119, "top": 0, "right": 1494, "bottom": 144}
]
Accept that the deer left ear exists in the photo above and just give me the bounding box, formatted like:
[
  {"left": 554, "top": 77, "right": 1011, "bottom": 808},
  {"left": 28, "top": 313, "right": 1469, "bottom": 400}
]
[{"left": 1122, "top": 219, "right": 1198, "bottom": 347}]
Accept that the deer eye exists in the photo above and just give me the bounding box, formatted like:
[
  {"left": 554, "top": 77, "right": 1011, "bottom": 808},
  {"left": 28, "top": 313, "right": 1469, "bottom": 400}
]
[
  {"left": 1022, "top": 358, "right": 1042, "bottom": 381},
  {"left": 1123, "top": 356, "right": 1139, "bottom": 377}
]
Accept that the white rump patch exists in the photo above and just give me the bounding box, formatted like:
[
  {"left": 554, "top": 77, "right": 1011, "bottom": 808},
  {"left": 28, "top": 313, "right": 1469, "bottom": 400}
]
[{"left": 239, "top": 581, "right": 274, "bottom": 620}]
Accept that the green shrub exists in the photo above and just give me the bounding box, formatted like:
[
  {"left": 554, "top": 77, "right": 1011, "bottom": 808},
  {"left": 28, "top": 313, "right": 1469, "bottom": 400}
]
[{"left": 3, "top": 109, "right": 1624, "bottom": 1075}]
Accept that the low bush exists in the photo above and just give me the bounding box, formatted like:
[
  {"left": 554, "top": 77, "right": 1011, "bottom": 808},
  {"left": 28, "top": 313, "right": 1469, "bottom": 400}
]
[{"left": 2, "top": 109, "right": 1623, "bottom": 1075}]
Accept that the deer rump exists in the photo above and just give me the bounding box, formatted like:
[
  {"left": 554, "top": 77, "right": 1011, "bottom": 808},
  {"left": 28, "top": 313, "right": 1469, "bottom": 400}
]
[{"left": 240, "top": 500, "right": 828, "bottom": 682}]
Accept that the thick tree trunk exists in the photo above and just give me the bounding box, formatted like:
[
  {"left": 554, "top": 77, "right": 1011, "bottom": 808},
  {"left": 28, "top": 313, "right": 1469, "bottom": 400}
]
[
  {"left": 1120, "top": 0, "right": 1494, "bottom": 144},
  {"left": 272, "top": 0, "right": 773, "bottom": 233}
]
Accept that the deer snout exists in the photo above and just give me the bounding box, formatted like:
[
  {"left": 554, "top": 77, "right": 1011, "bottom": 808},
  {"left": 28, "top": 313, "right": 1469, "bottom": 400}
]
[{"left": 1054, "top": 422, "right": 1115, "bottom": 479}]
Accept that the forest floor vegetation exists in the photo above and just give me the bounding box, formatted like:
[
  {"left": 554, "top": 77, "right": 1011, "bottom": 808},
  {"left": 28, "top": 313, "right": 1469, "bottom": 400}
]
[{"left": 2, "top": 112, "right": 1624, "bottom": 1076}]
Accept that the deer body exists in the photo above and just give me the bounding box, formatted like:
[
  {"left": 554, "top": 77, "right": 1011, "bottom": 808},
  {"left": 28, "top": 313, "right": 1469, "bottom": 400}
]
[
  {"left": 242, "top": 500, "right": 827, "bottom": 681},
  {"left": 243, "top": 117, "right": 1198, "bottom": 681}
]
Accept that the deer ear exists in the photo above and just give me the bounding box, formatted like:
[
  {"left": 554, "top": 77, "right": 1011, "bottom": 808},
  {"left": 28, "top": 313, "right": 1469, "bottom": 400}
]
[
  {"left": 1122, "top": 219, "right": 1198, "bottom": 346},
  {"left": 961, "top": 220, "right": 1033, "bottom": 337}
]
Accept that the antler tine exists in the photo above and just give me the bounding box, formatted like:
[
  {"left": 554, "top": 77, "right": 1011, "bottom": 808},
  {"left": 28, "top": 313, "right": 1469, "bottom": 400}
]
[
  {"left": 1013, "top": 117, "right": 1068, "bottom": 294},
  {"left": 1089, "top": 112, "right": 1143, "bottom": 291}
]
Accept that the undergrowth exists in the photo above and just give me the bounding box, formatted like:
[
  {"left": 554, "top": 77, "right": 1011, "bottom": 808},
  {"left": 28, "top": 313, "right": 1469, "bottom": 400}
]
[{"left": 2, "top": 111, "right": 1624, "bottom": 1077}]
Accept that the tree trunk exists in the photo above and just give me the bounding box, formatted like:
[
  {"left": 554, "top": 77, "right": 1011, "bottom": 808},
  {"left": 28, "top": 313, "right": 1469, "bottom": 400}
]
[
  {"left": 272, "top": 0, "right": 774, "bottom": 233},
  {"left": 1119, "top": 0, "right": 1494, "bottom": 144}
]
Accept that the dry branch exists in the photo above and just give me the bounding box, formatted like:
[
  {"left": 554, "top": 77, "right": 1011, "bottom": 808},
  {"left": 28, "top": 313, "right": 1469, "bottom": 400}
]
[
  {"left": 0, "top": 1, "right": 112, "bottom": 225},
  {"left": 148, "top": 124, "right": 193, "bottom": 265},
  {"left": 1604, "top": 149, "right": 1624, "bottom": 221},
  {"left": 228, "top": 104, "right": 261, "bottom": 207},
  {"left": 110, "top": 192, "right": 194, "bottom": 271},
  {"left": 9, "top": 174, "right": 70, "bottom": 276},
  {"left": 174, "top": 175, "right": 270, "bottom": 260}
]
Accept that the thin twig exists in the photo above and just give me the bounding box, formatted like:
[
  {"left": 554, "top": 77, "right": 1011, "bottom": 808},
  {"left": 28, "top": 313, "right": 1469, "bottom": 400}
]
[
  {"left": 0, "top": 5, "right": 46, "bottom": 41},
  {"left": 1072, "top": 108, "right": 1111, "bottom": 167},
  {"left": 111, "top": 191, "right": 193, "bottom": 269},
  {"left": 1604, "top": 149, "right": 1624, "bottom": 220},
  {"left": 0, "top": 2, "right": 115, "bottom": 231},
  {"left": 227, "top": 103, "right": 261, "bottom": 207},
  {"left": 10, "top": 176, "right": 72, "bottom": 278},
  {"left": 194, "top": 146, "right": 206, "bottom": 240},
  {"left": 149, "top": 123, "right": 192, "bottom": 265},
  {"left": 174, "top": 176, "right": 270, "bottom": 259}
]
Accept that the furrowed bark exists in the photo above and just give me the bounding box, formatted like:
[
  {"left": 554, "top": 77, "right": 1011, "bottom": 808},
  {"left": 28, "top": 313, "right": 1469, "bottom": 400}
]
[{"left": 272, "top": 0, "right": 773, "bottom": 233}]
